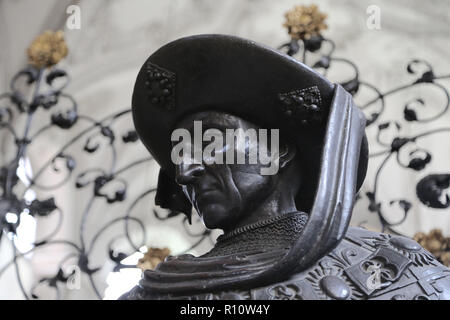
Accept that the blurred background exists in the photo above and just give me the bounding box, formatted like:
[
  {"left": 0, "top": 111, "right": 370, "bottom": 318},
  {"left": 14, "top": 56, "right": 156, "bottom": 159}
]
[{"left": 0, "top": 0, "right": 449, "bottom": 299}]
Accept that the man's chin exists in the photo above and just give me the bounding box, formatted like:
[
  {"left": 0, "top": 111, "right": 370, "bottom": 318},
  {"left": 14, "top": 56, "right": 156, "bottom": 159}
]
[{"left": 199, "top": 204, "right": 233, "bottom": 230}]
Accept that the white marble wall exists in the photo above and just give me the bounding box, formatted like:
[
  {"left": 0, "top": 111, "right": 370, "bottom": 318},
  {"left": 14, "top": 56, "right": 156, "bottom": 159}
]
[{"left": 1, "top": 0, "right": 449, "bottom": 299}]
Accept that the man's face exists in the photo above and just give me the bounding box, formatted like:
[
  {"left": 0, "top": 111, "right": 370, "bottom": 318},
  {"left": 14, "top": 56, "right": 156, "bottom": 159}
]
[{"left": 172, "top": 111, "right": 278, "bottom": 231}]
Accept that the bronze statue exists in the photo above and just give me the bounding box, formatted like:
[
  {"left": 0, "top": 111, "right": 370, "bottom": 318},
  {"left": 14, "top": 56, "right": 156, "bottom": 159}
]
[{"left": 121, "top": 34, "right": 450, "bottom": 300}]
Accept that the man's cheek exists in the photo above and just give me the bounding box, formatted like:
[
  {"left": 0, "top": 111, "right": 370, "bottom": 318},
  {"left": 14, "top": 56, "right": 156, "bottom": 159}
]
[
  {"left": 232, "top": 170, "right": 270, "bottom": 191},
  {"left": 229, "top": 163, "right": 262, "bottom": 175}
]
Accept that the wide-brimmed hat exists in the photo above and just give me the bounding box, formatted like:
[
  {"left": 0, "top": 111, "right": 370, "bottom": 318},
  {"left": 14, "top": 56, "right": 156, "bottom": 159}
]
[{"left": 132, "top": 34, "right": 368, "bottom": 221}]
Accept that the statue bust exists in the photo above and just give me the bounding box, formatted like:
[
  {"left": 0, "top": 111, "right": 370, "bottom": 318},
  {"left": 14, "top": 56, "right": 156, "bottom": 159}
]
[{"left": 121, "top": 34, "right": 450, "bottom": 300}]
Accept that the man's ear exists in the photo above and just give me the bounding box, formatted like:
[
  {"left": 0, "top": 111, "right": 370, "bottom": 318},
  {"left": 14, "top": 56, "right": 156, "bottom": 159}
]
[{"left": 279, "top": 141, "right": 297, "bottom": 169}]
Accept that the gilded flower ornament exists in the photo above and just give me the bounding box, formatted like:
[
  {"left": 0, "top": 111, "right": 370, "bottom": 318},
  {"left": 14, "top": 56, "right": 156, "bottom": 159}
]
[
  {"left": 283, "top": 4, "right": 328, "bottom": 40},
  {"left": 27, "top": 30, "right": 68, "bottom": 68},
  {"left": 414, "top": 229, "right": 450, "bottom": 267},
  {"left": 137, "top": 247, "right": 171, "bottom": 271}
]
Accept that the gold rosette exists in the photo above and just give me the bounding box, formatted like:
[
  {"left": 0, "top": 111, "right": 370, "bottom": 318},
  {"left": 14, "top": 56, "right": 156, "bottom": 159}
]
[
  {"left": 27, "top": 30, "right": 68, "bottom": 68},
  {"left": 283, "top": 4, "right": 328, "bottom": 40}
]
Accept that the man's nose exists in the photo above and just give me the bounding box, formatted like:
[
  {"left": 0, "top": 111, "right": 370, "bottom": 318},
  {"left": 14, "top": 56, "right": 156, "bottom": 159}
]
[{"left": 175, "top": 163, "right": 205, "bottom": 185}]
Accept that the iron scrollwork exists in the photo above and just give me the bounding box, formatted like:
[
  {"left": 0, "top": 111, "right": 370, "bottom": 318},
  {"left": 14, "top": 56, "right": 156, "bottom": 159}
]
[
  {"left": 279, "top": 26, "right": 450, "bottom": 239},
  {"left": 0, "top": 42, "right": 212, "bottom": 299}
]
